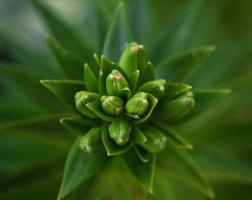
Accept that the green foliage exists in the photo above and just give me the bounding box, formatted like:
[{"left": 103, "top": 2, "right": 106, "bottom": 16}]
[{"left": 0, "top": 0, "right": 251, "bottom": 200}]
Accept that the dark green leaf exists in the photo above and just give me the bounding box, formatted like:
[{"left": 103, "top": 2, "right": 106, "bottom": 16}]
[
  {"left": 122, "top": 149, "right": 156, "bottom": 193},
  {"left": 158, "top": 142, "right": 215, "bottom": 199},
  {"left": 138, "top": 62, "right": 155, "bottom": 86},
  {"left": 58, "top": 138, "right": 105, "bottom": 200},
  {"left": 83, "top": 64, "right": 99, "bottom": 93},
  {"left": 102, "top": 2, "right": 133, "bottom": 61},
  {"left": 46, "top": 35, "right": 84, "bottom": 80},
  {"left": 40, "top": 80, "right": 84, "bottom": 110},
  {"left": 60, "top": 115, "right": 100, "bottom": 136},
  {"left": 156, "top": 46, "right": 215, "bottom": 81},
  {"left": 31, "top": 0, "right": 94, "bottom": 59}
]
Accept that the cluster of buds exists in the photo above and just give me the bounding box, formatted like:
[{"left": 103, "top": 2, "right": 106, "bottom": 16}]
[{"left": 70, "top": 42, "right": 195, "bottom": 158}]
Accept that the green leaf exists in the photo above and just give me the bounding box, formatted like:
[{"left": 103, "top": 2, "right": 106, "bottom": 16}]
[
  {"left": 0, "top": 62, "right": 60, "bottom": 111},
  {"left": 101, "top": 123, "right": 132, "bottom": 156},
  {"left": 132, "top": 126, "right": 147, "bottom": 145},
  {"left": 83, "top": 64, "right": 99, "bottom": 93},
  {"left": 163, "top": 83, "right": 192, "bottom": 101},
  {"left": 40, "top": 80, "right": 85, "bottom": 110},
  {"left": 102, "top": 2, "right": 133, "bottom": 61},
  {"left": 150, "top": 0, "right": 203, "bottom": 61},
  {"left": 128, "top": 70, "right": 140, "bottom": 93},
  {"left": 58, "top": 138, "right": 105, "bottom": 200},
  {"left": 134, "top": 146, "right": 152, "bottom": 163},
  {"left": 151, "top": 122, "right": 193, "bottom": 149},
  {"left": 46, "top": 35, "right": 84, "bottom": 80},
  {"left": 158, "top": 142, "right": 215, "bottom": 199},
  {"left": 30, "top": 0, "right": 93, "bottom": 59},
  {"left": 122, "top": 149, "right": 156, "bottom": 193},
  {"left": 156, "top": 46, "right": 216, "bottom": 81},
  {"left": 60, "top": 115, "right": 100, "bottom": 136},
  {"left": 138, "top": 62, "right": 155, "bottom": 86}
]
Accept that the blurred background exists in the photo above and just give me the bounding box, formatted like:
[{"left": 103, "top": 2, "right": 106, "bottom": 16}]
[{"left": 0, "top": 0, "right": 252, "bottom": 199}]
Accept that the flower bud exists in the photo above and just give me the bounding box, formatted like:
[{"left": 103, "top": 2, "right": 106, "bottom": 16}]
[
  {"left": 108, "top": 120, "right": 132, "bottom": 146},
  {"left": 119, "top": 42, "right": 148, "bottom": 76},
  {"left": 140, "top": 126, "right": 167, "bottom": 153},
  {"left": 126, "top": 92, "right": 149, "bottom": 117},
  {"left": 159, "top": 91, "right": 195, "bottom": 121},
  {"left": 138, "top": 79, "right": 166, "bottom": 99},
  {"left": 106, "top": 69, "right": 130, "bottom": 98},
  {"left": 75, "top": 91, "right": 99, "bottom": 119},
  {"left": 100, "top": 95, "right": 124, "bottom": 116},
  {"left": 79, "top": 127, "right": 103, "bottom": 154}
]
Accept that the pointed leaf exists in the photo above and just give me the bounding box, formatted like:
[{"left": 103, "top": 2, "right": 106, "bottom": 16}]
[
  {"left": 156, "top": 46, "right": 216, "bottom": 81},
  {"left": 31, "top": 0, "right": 93, "bottom": 59},
  {"left": 101, "top": 123, "right": 132, "bottom": 156},
  {"left": 102, "top": 2, "right": 133, "bottom": 61},
  {"left": 60, "top": 115, "right": 100, "bottom": 136},
  {"left": 132, "top": 126, "right": 147, "bottom": 145},
  {"left": 40, "top": 80, "right": 85, "bottom": 110},
  {"left": 84, "top": 63, "right": 99, "bottom": 93},
  {"left": 159, "top": 142, "right": 215, "bottom": 199},
  {"left": 58, "top": 138, "right": 105, "bottom": 199},
  {"left": 138, "top": 62, "right": 155, "bottom": 86},
  {"left": 122, "top": 149, "right": 156, "bottom": 193},
  {"left": 134, "top": 145, "right": 152, "bottom": 163},
  {"left": 46, "top": 35, "right": 84, "bottom": 80}
]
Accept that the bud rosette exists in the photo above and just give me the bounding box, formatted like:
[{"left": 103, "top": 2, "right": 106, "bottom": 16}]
[{"left": 42, "top": 41, "right": 198, "bottom": 193}]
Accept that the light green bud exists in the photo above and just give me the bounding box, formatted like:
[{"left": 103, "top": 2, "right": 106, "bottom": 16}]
[
  {"left": 75, "top": 91, "right": 99, "bottom": 119},
  {"left": 101, "top": 95, "right": 124, "bottom": 116},
  {"left": 108, "top": 120, "right": 132, "bottom": 146},
  {"left": 138, "top": 79, "right": 166, "bottom": 99},
  {"left": 125, "top": 92, "right": 149, "bottom": 117},
  {"left": 79, "top": 127, "right": 103, "bottom": 154},
  {"left": 160, "top": 91, "right": 195, "bottom": 121},
  {"left": 106, "top": 69, "right": 130, "bottom": 98},
  {"left": 119, "top": 42, "right": 148, "bottom": 76},
  {"left": 140, "top": 126, "right": 167, "bottom": 153}
]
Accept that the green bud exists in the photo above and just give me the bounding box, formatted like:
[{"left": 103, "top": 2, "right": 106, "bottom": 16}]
[
  {"left": 138, "top": 79, "right": 166, "bottom": 99},
  {"left": 75, "top": 91, "right": 99, "bottom": 119},
  {"left": 100, "top": 95, "right": 124, "bottom": 116},
  {"left": 79, "top": 127, "right": 103, "bottom": 154},
  {"left": 126, "top": 92, "right": 149, "bottom": 117},
  {"left": 108, "top": 120, "right": 132, "bottom": 146},
  {"left": 119, "top": 42, "right": 148, "bottom": 76},
  {"left": 106, "top": 69, "right": 130, "bottom": 98},
  {"left": 140, "top": 126, "right": 167, "bottom": 153},
  {"left": 159, "top": 91, "right": 195, "bottom": 121}
]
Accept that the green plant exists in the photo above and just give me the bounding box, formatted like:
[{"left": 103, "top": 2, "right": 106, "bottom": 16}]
[{"left": 1, "top": 0, "right": 252, "bottom": 200}]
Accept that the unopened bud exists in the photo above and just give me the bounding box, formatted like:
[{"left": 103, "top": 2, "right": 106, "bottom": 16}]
[
  {"left": 79, "top": 127, "right": 103, "bottom": 154},
  {"left": 108, "top": 120, "right": 132, "bottom": 146},
  {"left": 125, "top": 92, "right": 149, "bottom": 117},
  {"left": 119, "top": 42, "right": 148, "bottom": 76},
  {"left": 140, "top": 126, "right": 167, "bottom": 153},
  {"left": 101, "top": 96, "right": 124, "bottom": 116},
  {"left": 138, "top": 79, "right": 166, "bottom": 99},
  {"left": 106, "top": 70, "right": 130, "bottom": 98}
]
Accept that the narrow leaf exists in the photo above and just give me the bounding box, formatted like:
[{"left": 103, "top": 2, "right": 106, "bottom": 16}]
[
  {"left": 46, "top": 35, "right": 84, "bottom": 80},
  {"left": 58, "top": 138, "right": 105, "bottom": 200},
  {"left": 122, "top": 149, "right": 156, "bottom": 193},
  {"left": 84, "top": 64, "right": 99, "bottom": 93},
  {"left": 156, "top": 46, "right": 216, "bottom": 81},
  {"left": 40, "top": 80, "right": 85, "bottom": 110},
  {"left": 31, "top": 0, "right": 93, "bottom": 59},
  {"left": 102, "top": 2, "right": 133, "bottom": 61},
  {"left": 60, "top": 115, "right": 100, "bottom": 136},
  {"left": 159, "top": 142, "right": 215, "bottom": 199}
]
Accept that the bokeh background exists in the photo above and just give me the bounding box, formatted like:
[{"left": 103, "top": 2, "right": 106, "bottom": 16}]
[{"left": 0, "top": 0, "right": 252, "bottom": 200}]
